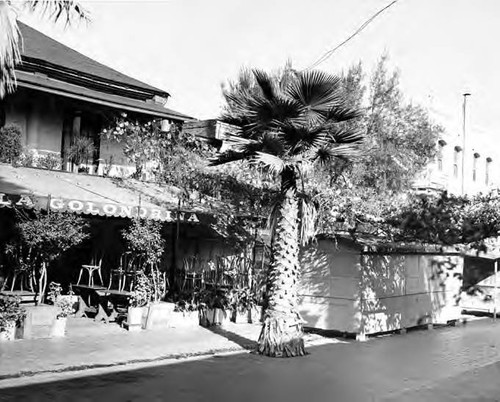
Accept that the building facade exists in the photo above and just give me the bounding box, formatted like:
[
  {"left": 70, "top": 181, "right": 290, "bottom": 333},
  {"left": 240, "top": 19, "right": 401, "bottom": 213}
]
[
  {"left": 1, "top": 23, "right": 192, "bottom": 179},
  {"left": 413, "top": 129, "right": 497, "bottom": 196}
]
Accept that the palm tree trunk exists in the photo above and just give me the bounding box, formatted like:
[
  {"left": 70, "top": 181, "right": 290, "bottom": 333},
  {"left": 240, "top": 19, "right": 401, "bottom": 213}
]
[{"left": 257, "top": 185, "right": 305, "bottom": 357}]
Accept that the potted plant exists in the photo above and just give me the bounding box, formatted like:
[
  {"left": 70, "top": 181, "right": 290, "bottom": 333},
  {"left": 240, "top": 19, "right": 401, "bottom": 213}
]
[
  {"left": 50, "top": 298, "right": 73, "bottom": 337},
  {"left": 126, "top": 271, "right": 150, "bottom": 331},
  {"left": 122, "top": 219, "right": 168, "bottom": 329},
  {"left": 198, "top": 288, "right": 230, "bottom": 327},
  {"left": 167, "top": 292, "right": 200, "bottom": 328},
  {"left": 0, "top": 296, "right": 26, "bottom": 341},
  {"left": 229, "top": 287, "right": 258, "bottom": 324},
  {"left": 66, "top": 136, "right": 95, "bottom": 173}
]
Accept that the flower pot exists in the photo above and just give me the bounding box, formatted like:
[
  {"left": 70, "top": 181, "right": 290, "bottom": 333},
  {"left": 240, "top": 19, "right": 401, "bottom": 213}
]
[
  {"left": 168, "top": 311, "right": 200, "bottom": 328},
  {"left": 231, "top": 309, "right": 249, "bottom": 324},
  {"left": 145, "top": 302, "right": 176, "bottom": 330},
  {"left": 50, "top": 317, "right": 67, "bottom": 338},
  {"left": 0, "top": 321, "right": 16, "bottom": 342},
  {"left": 126, "top": 306, "right": 146, "bottom": 332},
  {"left": 200, "top": 308, "right": 228, "bottom": 327}
]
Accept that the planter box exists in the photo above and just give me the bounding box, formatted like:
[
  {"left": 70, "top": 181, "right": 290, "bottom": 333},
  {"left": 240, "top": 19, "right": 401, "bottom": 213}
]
[
  {"left": 167, "top": 311, "right": 200, "bottom": 329},
  {"left": 200, "top": 308, "right": 228, "bottom": 327},
  {"left": 0, "top": 322, "right": 16, "bottom": 342},
  {"left": 21, "top": 304, "right": 58, "bottom": 339},
  {"left": 50, "top": 317, "right": 67, "bottom": 337},
  {"left": 124, "top": 306, "right": 148, "bottom": 332},
  {"left": 231, "top": 309, "right": 249, "bottom": 324},
  {"left": 145, "top": 302, "right": 176, "bottom": 330}
]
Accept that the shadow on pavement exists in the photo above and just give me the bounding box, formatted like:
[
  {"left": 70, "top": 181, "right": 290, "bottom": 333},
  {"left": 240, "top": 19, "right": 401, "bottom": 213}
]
[{"left": 205, "top": 325, "right": 257, "bottom": 350}]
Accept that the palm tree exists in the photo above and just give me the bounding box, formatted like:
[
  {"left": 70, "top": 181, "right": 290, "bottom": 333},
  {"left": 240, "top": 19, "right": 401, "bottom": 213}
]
[
  {"left": 0, "top": 0, "right": 89, "bottom": 98},
  {"left": 212, "top": 67, "right": 364, "bottom": 357}
]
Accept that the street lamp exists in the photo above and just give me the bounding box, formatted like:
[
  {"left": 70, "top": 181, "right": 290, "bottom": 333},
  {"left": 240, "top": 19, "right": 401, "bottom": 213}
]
[{"left": 461, "top": 92, "right": 471, "bottom": 195}]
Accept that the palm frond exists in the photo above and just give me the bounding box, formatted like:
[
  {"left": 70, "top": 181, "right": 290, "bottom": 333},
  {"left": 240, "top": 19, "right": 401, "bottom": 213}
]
[
  {"left": 314, "top": 143, "right": 363, "bottom": 165},
  {"left": 324, "top": 105, "right": 363, "bottom": 123},
  {"left": 209, "top": 133, "right": 285, "bottom": 167},
  {"left": 326, "top": 126, "right": 365, "bottom": 146},
  {"left": 24, "top": 0, "right": 90, "bottom": 25},
  {"left": 209, "top": 149, "right": 250, "bottom": 166},
  {"left": 279, "top": 123, "right": 328, "bottom": 155},
  {"left": 252, "top": 152, "right": 285, "bottom": 174},
  {"left": 0, "top": 1, "right": 21, "bottom": 99},
  {"left": 298, "top": 195, "right": 318, "bottom": 246},
  {"left": 286, "top": 70, "right": 343, "bottom": 125},
  {"left": 253, "top": 69, "right": 276, "bottom": 101}
]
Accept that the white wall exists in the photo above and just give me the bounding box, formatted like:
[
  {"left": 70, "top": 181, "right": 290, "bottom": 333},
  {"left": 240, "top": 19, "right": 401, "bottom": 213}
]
[{"left": 298, "top": 239, "right": 464, "bottom": 335}]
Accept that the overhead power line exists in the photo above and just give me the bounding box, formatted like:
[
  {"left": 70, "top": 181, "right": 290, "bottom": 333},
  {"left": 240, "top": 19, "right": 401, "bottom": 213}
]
[{"left": 305, "top": 0, "right": 400, "bottom": 70}]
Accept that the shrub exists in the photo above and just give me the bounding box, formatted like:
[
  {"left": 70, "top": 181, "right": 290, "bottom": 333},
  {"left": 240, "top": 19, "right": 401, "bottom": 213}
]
[
  {"left": 0, "top": 296, "right": 26, "bottom": 330},
  {"left": 0, "top": 124, "right": 23, "bottom": 164},
  {"left": 37, "top": 153, "right": 61, "bottom": 170},
  {"left": 66, "top": 137, "right": 95, "bottom": 166}
]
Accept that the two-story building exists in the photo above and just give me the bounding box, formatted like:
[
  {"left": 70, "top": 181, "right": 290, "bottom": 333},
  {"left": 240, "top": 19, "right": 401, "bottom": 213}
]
[{"left": 1, "top": 22, "right": 192, "bottom": 178}]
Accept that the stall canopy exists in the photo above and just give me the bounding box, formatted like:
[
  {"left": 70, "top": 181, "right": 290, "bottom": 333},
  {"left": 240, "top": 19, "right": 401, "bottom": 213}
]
[{"left": 0, "top": 165, "right": 201, "bottom": 223}]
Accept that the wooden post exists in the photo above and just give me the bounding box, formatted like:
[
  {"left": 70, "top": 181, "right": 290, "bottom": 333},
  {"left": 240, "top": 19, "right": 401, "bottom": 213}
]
[
  {"left": 494, "top": 259, "right": 498, "bottom": 321},
  {"left": 46, "top": 194, "right": 51, "bottom": 215},
  {"left": 170, "top": 200, "right": 181, "bottom": 291}
]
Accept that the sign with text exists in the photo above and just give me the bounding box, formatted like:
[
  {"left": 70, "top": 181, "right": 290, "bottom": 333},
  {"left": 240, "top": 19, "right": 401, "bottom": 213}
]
[{"left": 0, "top": 193, "right": 199, "bottom": 223}]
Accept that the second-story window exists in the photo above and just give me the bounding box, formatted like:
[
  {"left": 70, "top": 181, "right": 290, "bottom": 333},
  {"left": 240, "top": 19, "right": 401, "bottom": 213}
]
[
  {"left": 437, "top": 140, "right": 446, "bottom": 171},
  {"left": 453, "top": 146, "right": 461, "bottom": 178},
  {"left": 486, "top": 157, "right": 493, "bottom": 185},
  {"left": 473, "top": 153, "right": 480, "bottom": 182}
]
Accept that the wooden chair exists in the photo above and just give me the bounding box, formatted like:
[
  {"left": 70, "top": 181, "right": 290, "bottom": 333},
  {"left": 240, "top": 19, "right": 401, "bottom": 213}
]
[
  {"left": 108, "top": 252, "right": 132, "bottom": 291},
  {"left": 124, "top": 253, "right": 143, "bottom": 291},
  {"left": 182, "top": 256, "right": 202, "bottom": 290},
  {"left": 77, "top": 253, "right": 104, "bottom": 287}
]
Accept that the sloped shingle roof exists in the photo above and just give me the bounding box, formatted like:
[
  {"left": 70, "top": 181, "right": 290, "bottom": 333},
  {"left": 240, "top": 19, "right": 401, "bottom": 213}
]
[{"left": 18, "top": 22, "right": 168, "bottom": 97}]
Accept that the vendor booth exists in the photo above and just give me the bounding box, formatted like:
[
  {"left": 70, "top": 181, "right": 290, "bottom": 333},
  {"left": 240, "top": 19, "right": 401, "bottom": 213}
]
[{"left": 298, "top": 235, "right": 464, "bottom": 339}]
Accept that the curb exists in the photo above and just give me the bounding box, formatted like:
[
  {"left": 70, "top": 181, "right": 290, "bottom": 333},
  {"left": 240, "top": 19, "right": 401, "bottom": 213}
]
[
  {"left": 0, "top": 339, "right": 335, "bottom": 384},
  {"left": 0, "top": 345, "right": 253, "bottom": 382}
]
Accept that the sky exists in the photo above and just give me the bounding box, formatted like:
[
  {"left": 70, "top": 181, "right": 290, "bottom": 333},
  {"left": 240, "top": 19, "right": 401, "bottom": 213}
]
[{"left": 19, "top": 0, "right": 500, "bottom": 155}]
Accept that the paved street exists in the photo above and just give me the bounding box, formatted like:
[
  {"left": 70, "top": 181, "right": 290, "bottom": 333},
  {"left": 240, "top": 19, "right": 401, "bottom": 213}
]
[{"left": 2, "top": 318, "right": 500, "bottom": 401}]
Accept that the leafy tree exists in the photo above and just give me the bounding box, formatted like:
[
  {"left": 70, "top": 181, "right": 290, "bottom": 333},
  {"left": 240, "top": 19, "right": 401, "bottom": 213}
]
[
  {"left": 0, "top": 0, "right": 89, "bottom": 98},
  {"left": 347, "top": 55, "right": 442, "bottom": 193},
  {"left": 9, "top": 211, "right": 89, "bottom": 303},
  {"left": 122, "top": 218, "right": 166, "bottom": 302},
  {"left": 305, "top": 56, "right": 444, "bottom": 238},
  {"left": 386, "top": 190, "right": 500, "bottom": 249},
  {"left": 214, "top": 67, "right": 363, "bottom": 357}
]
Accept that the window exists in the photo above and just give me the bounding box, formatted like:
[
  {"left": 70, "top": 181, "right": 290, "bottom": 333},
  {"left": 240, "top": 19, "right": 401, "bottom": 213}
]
[
  {"left": 486, "top": 157, "right": 493, "bottom": 185},
  {"left": 437, "top": 140, "right": 446, "bottom": 171},
  {"left": 473, "top": 153, "right": 480, "bottom": 182},
  {"left": 453, "top": 146, "right": 461, "bottom": 178}
]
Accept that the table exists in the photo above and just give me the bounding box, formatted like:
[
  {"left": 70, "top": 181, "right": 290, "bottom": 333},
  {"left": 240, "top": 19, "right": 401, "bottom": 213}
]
[
  {"left": 71, "top": 284, "right": 131, "bottom": 324},
  {"left": 0, "top": 290, "right": 37, "bottom": 305}
]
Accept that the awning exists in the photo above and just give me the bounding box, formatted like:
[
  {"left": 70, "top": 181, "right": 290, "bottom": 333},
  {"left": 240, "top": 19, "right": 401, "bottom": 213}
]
[{"left": 0, "top": 164, "right": 200, "bottom": 223}]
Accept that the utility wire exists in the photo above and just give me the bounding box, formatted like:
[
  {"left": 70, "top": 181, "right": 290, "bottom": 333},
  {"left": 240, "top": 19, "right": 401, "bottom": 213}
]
[{"left": 306, "top": 0, "right": 400, "bottom": 70}]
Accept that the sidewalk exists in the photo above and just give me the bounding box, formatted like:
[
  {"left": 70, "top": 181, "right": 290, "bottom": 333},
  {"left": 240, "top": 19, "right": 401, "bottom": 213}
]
[{"left": 0, "top": 317, "right": 338, "bottom": 380}]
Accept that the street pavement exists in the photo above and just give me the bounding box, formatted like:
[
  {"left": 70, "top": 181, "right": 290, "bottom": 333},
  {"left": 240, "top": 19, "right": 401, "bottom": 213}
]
[{"left": 2, "top": 318, "right": 500, "bottom": 401}]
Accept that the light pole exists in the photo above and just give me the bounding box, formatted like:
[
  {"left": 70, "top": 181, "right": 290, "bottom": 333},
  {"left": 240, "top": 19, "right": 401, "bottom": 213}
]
[{"left": 461, "top": 92, "right": 471, "bottom": 195}]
